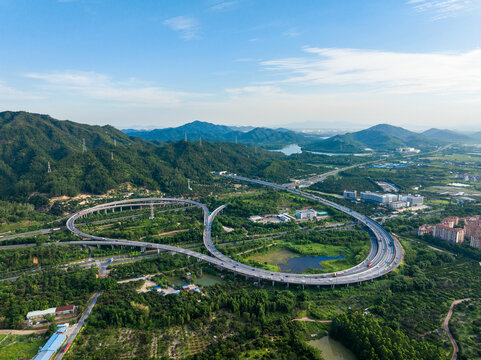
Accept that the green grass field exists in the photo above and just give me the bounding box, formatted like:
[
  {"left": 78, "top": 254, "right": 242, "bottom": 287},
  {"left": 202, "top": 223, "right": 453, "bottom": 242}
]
[{"left": 0, "top": 334, "right": 45, "bottom": 360}]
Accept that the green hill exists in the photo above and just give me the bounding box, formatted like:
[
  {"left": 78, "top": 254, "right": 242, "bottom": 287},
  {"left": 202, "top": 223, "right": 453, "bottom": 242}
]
[
  {"left": 0, "top": 111, "right": 310, "bottom": 200},
  {"left": 421, "top": 128, "right": 471, "bottom": 142},
  {"left": 304, "top": 124, "right": 437, "bottom": 153},
  {"left": 123, "top": 121, "right": 310, "bottom": 149}
]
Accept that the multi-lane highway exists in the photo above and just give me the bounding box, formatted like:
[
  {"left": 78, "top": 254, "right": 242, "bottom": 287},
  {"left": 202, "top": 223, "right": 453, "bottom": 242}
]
[{"left": 64, "top": 176, "right": 403, "bottom": 286}]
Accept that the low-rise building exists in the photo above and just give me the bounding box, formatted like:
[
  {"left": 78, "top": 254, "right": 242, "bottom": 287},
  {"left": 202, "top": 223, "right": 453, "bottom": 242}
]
[
  {"left": 406, "top": 194, "right": 424, "bottom": 207},
  {"left": 390, "top": 201, "right": 407, "bottom": 209},
  {"left": 295, "top": 208, "right": 317, "bottom": 219},
  {"left": 418, "top": 224, "right": 434, "bottom": 236},
  {"left": 26, "top": 308, "right": 56, "bottom": 320},
  {"left": 343, "top": 190, "right": 357, "bottom": 201},
  {"left": 360, "top": 191, "right": 390, "bottom": 204},
  {"left": 33, "top": 324, "right": 69, "bottom": 360},
  {"left": 248, "top": 215, "right": 263, "bottom": 223},
  {"left": 55, "top": 305, "right": 76, "bottom": 316}
]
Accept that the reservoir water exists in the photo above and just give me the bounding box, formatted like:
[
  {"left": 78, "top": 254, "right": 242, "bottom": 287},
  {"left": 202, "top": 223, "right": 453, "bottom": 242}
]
[
  {"left": 275, "top": 144, "right": 369, "bottom": 157},
  {"left": 308, "top": 336, "right": 357, "bottom": 360},
  {"left": 278, "top": 254, "right": 344, "bottom": 272}
]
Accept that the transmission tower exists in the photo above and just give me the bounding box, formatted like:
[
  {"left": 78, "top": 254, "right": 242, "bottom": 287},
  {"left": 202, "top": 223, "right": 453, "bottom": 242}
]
[
  {"left": 82, "top": 138, "right": 87, "bottom": 153},
  {"left": 199, "top": 137, "right": 202, "bottom": 147},
  {"left": 111, "top": 152, "right": 114, "bottom": 160},
  {"left": 185, "top": 132, "right": 187, "bottom": 141},
  {"left": 114, "top": 139, "right": 117, "bottom": 147},
  {"left": 188, "top": 179, "right": 192, "bottom": 191},
  {"left": 47, "top": 161, "right": 51, "bottom": 173},
  {"left": 235, "top": 135, "right": 238, "bottom": 144}
]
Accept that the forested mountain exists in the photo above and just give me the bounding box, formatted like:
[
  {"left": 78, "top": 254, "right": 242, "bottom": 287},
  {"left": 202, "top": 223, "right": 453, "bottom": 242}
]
[
  {"left": 123, "top": 120, "right": 310, "bottom": 148},
  {"left": 421, "top": 128, "right": 472, "bottom": 142},
  {"left": 304, "top": 124, "right": 437, "bottom": 153},
  {"left": 124, "top": 120, "right": 234, "bottom": 142},
  {"left": 0, "top": 111, "right": 312, "bottom": 200}
]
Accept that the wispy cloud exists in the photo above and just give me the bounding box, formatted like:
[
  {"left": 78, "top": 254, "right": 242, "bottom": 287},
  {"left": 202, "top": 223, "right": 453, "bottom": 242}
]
[
  {"left": 261, "top": 47, "right": 481, "bottom": 95},
  {"left": 283, "top": 28, "right": 301, "bottom": 38},
  {"left": 225, "top": 85, "right": 282, "bottom": 97},
  {"left": 209, "top": 1, "right": 237, "bottom": 11},
  {"left": 25, "top": 71, "right": 208, "bottom": 107},
  {"left": 0, "top": 81, "right": 44, "bottom": 100},
  {"left": 407, "top": 0, "right": 474, "bottom": 19},
  {"left": 163, "top": 16, "right": 199, "bottom": 40}
]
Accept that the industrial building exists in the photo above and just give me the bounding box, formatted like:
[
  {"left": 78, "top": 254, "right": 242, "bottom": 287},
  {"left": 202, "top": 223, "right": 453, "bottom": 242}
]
[
  {"left": 26, "top": 305, "right": 77, "bottom": 320},
  {"left": 33, "top": 324, "right": 69, "bottom": 360}
]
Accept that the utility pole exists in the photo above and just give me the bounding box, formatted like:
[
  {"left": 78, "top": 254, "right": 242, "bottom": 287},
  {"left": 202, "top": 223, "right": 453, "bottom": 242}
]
[
  {"left": 47, "top": 161, "right": 51, "bottom": 173},
  {"left": 82, "top": 138, "right": 87, "bottom": 153}
]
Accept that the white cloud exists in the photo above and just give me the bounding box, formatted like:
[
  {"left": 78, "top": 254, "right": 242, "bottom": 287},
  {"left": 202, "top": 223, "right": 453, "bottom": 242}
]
[
  {"left": 261, "top": 47, "right": 481, "bottom": 95},
  {"left": 25, "top": 71, "right": 208, "bottom": 107},
  {"left": 225, "top": 85, "right": 282, "bottom": 97},
  {"left": 283, "top": 28, "right": 301, "bottom": 38},
  {"left": 0, "top": 81, "right": 44, "bottom": 100},
  {"left": 407, "top": 0, "right": 474, "bottom": 19},
  {"left": 209, "top": 1, "right": 237, "bottom": 11},
  {"left": 163, "top": 16, "right": 199, "bottom": 40}
]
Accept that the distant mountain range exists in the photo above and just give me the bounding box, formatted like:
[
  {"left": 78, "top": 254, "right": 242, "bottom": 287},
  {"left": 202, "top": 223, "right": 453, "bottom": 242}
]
[
  {"left": 304, "top": 124, "right": 480, "bottom": 153},
  {"left": 123, "top": 120, "right": 312, "bottom": 149},
  {"left": 125, "top": 121, "right": 481, "bottom": 154}
]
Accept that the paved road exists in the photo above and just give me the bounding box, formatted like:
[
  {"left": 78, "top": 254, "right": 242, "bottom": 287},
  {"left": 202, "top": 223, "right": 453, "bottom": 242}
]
[
  {"left": 444, "top": 298, "right": 470, "bottom": 360},
  {"left": 0, "top": 228, "right": 65, "bottom": 243},
  {"left": 54, "top": 291, "right": 101, "bottom": 360},
  {"left": 64, "top": 185, "right": 402, "bottom": 286}
]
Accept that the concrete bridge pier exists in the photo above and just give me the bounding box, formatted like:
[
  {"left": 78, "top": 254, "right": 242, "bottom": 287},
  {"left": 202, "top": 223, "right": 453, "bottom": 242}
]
[
  {"left": 331, "top": 284, "right": 334, "bottom": 289},
  {"left": 286, "top": 283, "right": 289, "bottom": 288},
  {"left": 157, "top": 249, "right": 160, "bottom": 255},
  {"left": 97, "top": 244, "right": 100, "bottom": 249},
  {"left": 171, "top": 251, "right": 176, "bottom": 256},
  {"left": 302, "top": 284, "right": 305, "bottom": 290},
  {"left": 245, "top": 276, "right": 248, "bottom": 280},
  {"left": 141, "top": 247, "right": 146, "bottom": 252},
  {"left": 272, "top": 281, "right": 274, "bottom": 286},
  {"left": 111, "top": 245, "right": 114, "bottom": 249}
]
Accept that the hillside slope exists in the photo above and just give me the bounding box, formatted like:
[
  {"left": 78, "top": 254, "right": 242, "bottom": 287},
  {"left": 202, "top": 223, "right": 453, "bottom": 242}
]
[
  {"left": 304, "top": 124, "right": 437, "bottom": 153},
  {"left": 0, "top": 112, "right": 311, "bottom": 200},
  {"left": 123, "top": 121, "right": 310, "bottom": 148},
  {"left": 421, "top": 128, "right": 471, "bottom": 142}
]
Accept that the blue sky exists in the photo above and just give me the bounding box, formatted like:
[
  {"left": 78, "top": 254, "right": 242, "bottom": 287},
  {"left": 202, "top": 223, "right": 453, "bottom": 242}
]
[{"left": 1, "top": 0, "right": 481, "bottom": 130}]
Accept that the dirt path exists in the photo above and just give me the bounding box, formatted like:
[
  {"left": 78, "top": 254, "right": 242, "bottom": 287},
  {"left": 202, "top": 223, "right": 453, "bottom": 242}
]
[
  {"left": 444, "top": 298, "right": 470, "bottom": 360},
  {"left": 0, "top": 329, "right": 47, "bottom": 335},
  {"left": 292, "top": 317, "right": 332, "bottom": 323}
]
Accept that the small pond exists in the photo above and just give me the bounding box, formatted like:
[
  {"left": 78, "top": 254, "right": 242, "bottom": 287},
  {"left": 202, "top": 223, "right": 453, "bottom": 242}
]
[
  {"left": 278, "top": 254, "right": 344, "bottom": 273},
  {"left": 308, "top": 336, "right": 357, "bottom": 360}
]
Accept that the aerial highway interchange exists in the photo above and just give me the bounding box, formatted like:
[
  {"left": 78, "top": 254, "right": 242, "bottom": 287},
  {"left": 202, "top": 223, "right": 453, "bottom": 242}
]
[{"left": 64, "top": 174, "right": 403, "bottom": 287}]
